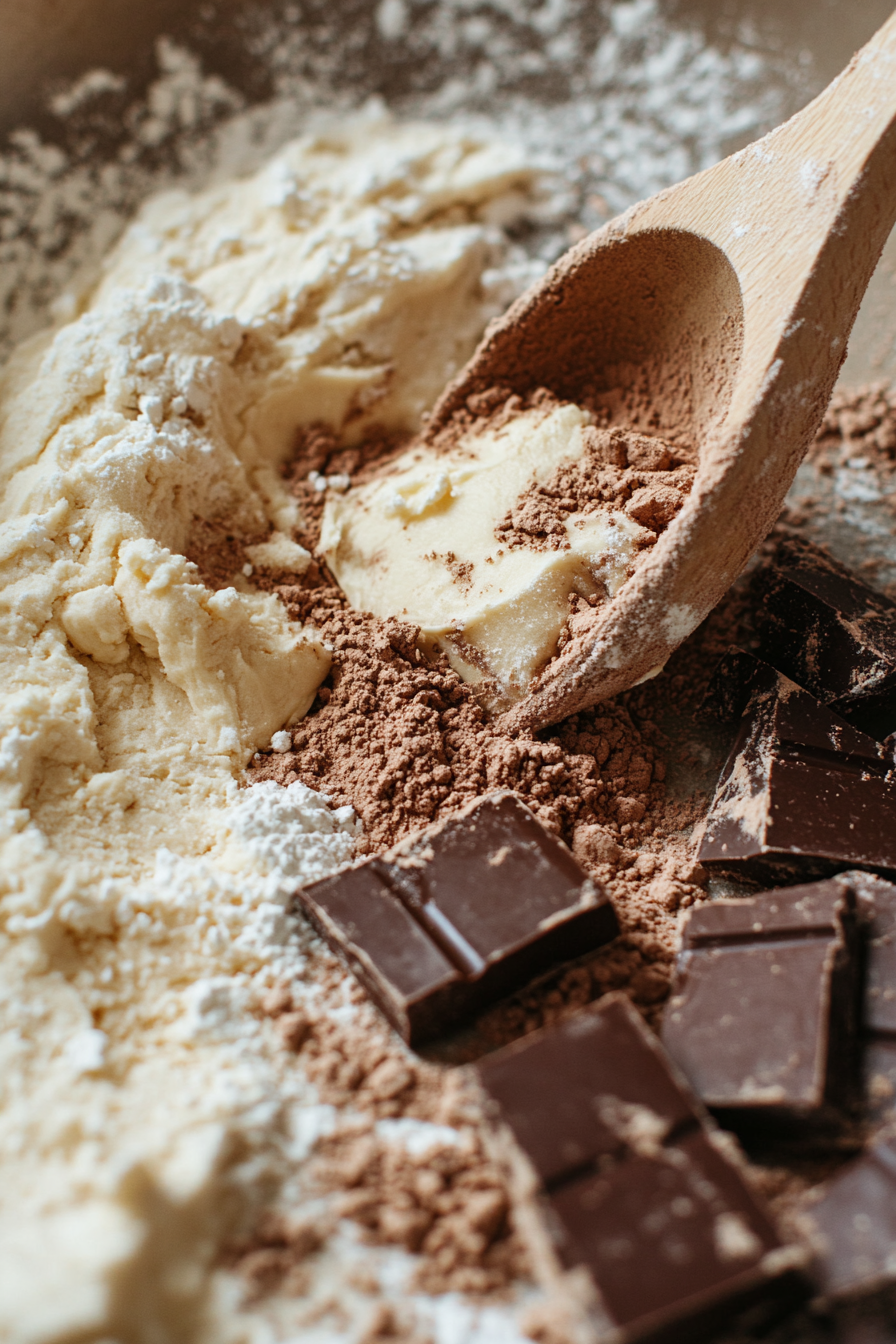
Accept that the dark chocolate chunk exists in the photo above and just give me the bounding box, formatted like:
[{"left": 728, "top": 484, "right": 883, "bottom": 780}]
[
  {"left": 661, "top": 880, "right": 861, "bottom": 1129},
  {"left": 696, "top": 655, "right": 896, "bottom": 881},
  {"left": 477, "top": 991, "right": 696, "bottom": 1187},
  {"left": 836, "top": 1314, "right": 896, "bottom": 1344},
  {"left": 846, "top": 871, "right": 896, "bottom": 1124},
  {"left": 755, "top": 537, "right": 896, "bottom": 740},
  {"left": 851, "top": 872, "right": 896, "bottom": 1038},
  {"left": 477, "top": 995, "right": 809, "bottom": 1344},
  {"left": 799, "top": 1137, "right": 896, "bottom": 1304},
  {"left": 863, "top": 1038, "right": 896, "bottom": 1127},
  {"left": 297, "top": 792, "right": 618, "bottom": 1045}
]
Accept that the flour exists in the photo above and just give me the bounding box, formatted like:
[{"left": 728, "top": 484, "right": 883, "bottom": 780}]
[
  {"left": 226, "top": 780, "right": 359, "bottom": 884},
  {"left": 0, "top": 778, "right": 365, "bottom": 1344},
  {"left": 0, "top": 2, "right": 796, "bottom": 363},
  {"left": 0, "top": 101, "right": 557, "bottom": 1341}
]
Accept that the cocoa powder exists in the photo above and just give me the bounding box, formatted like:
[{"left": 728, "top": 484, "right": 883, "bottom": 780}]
[
  {"left": 810, "top": 381, "right": 896, "bottom": 470},
  {"left": 229, "top": 383, "right": 896, "bottom": 1323},
  {"left": 494, "top": 412, "right": 696, "bottom": 555},
  {"left": 246, "top": 588, "right": 707, "bottom": 934},
  {"left": 227, "top": 974, "right": 529, "bottom": 1303}
]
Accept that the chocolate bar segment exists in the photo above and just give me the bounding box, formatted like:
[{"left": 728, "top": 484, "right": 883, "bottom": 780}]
[
  {"left": 297, "top": 792, "right": 618, "bottom": 1045},
  {"left": 845, "top": 871, "right": 896, "bottom": 1125},
  {"left": 477, "top": 991, "right": 695, "bottom": 1186},
  {"left": 851, "top": 872, "right": 896, "bottom": 1039},
  {"left": 697, "top": 654, "right": 896, "bottom": 881},
  {"left": 391, "top": 790, "right": 606, "bottom": 975},
  {"left": 477, "top": 996, "right": 808, "bottom": 1344},
  {"left": 660, "top": 880, "right": 861, "bottom": 1128},
  {"left": 293, "top": 858, "right": 463, "bottom": 1043},
  {"left": 754, "top": 537, "right": 896, "bottom": 741},
  {"left": 799, "top": 1137, "right": 896, "bottom": 1305}
]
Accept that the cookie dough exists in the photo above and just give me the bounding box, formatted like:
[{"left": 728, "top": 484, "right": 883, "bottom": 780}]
[{"left": 0, "top": 113, "right": 536, "bottom": 1343}]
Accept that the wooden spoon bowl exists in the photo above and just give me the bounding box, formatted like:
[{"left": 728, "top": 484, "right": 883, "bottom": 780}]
[{"left": 426, "top": 11, "right": 896, "bottom": 734}]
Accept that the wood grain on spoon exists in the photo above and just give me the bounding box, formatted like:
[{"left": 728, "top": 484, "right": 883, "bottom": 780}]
[{"left": 426, "top": 10, "right": 896, "bottom": 734}]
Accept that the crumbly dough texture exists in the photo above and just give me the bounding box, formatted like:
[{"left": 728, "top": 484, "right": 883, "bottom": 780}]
[{"left": 0, "top": 114, "right": 537, "bottom": 1343}]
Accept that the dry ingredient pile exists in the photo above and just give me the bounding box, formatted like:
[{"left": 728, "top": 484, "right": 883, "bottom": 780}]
[
  {"left": 0, "top": 14, "right": 872, "bottom": 1344},
  {"left": 0, "top": 113, "right": 561, "bottom": 1344}
]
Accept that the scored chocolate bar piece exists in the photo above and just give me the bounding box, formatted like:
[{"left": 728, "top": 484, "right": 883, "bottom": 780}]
[
  {"left": 754, "top": 537, "right": 896, "bottom": 741},
  {"left": 799, "top": 1137, "right": 896, "bottom": 1305},
  {"left": 297, "top": 791, "right": 618, "bottom": 1045},
  {"left": 660, "top": 880, "right": 862, "bottom": 1129},
  {"left": 476, "top": 996, "right": 808, "bottom": 1344},
  {"left": 697, "top": 652, "right": 896, "bottom": 881},
  {"left": 848, "top": 871, "right": 896, "bottom": 1125}
]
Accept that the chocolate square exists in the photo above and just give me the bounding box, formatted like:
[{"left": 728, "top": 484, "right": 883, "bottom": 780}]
[
  {"left": 298, "top": 792, "right": 618, "bottom": 1045},
  {"left": 800, "top": 1138, "right": 896, "bottom": 1304},
  {"left": 755, "top": 537, "right": 896, "bottom": 741},
  {"left": 697, "top": 655, "right": 896, "bottom": 880},
  {"left": 660, "top": 880, "right": 862, "bottom": 1127},
  {"left": 476, "top": 993, "right": 695, "bottom": 1186},
  {"left": 477, "top": 996, "right": 808, "bottom": 1344}
]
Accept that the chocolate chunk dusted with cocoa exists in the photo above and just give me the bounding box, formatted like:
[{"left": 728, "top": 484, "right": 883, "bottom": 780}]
[
  {"left": 696, "top": 655, "right": 896, "bottom": 881},
  {"left": 799, "top": 1137, "right": 896, "bottom": 1305},
  {"left": 853, "top": 874, "right": 896, "bottom": 1040},
  {"left": 661, "top": 880, "right": 862, "bottom": 1130},
  {"left": 477, "top": 996, "right": 809, "bottom": 1344},
  {"left": 754, "top": 537, "right": 896, "bottom": 741},
  {"left": 699, "top": 648, "right": 792, "bottom": 726},
  {"left": 477, "top": 993, "right": 695, "bottom": 1188},
  {"left": 297, "top": 793, "right": 618, "bottom": 1045},
  {"left": 847, "top": 872, "right": 896, "bottom": 1124}
]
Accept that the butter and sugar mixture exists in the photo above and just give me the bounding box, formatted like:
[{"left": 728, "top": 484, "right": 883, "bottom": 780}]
[{"left": 322, "top": 400, "right": 671, "bottom": 703}]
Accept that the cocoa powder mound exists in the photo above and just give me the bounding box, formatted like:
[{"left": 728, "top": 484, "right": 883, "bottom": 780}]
[
  {"left": 247, "top": 584, "right": 698, "bottom": 868},
  {"left": 495, "top": 418, "right": 696, "bottom": 554},
  {"left": 809, "top": 381, "right": 896, "bottom": 469},
  {"left": 246, "top": 569, "right": 715, "bottom": 1013},
  {"left": 226, "top": 974, "right": 529, "bottom": 1304}
]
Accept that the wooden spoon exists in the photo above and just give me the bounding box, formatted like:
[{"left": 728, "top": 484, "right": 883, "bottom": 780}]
[{"left": 426, "top": 11, "right": 896, "bottom": 734}]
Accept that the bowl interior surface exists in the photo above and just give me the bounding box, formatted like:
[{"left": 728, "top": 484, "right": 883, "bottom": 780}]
[{"left": 1, "top": 0, "right": 895, "bottom": 377}]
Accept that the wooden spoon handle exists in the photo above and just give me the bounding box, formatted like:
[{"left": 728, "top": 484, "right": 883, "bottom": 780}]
[
  {"left": 499, "top": 11, "right": 896, "bottom": 734},
  {"left": 628, "top": 9, "right": 896, "bottom": 434}
]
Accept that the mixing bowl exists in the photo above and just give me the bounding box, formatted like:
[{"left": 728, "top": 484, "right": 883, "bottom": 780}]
[{"left": 3, "top": 0, "right": 896, "bottom": 381}]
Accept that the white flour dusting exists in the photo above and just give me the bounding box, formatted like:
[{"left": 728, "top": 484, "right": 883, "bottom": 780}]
[{"left": 0, "top": 0, "right": 797, "bottom": 362}]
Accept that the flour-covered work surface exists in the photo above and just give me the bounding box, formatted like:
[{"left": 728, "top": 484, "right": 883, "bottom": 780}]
[{"left": 4, "top": 10, "right": 896, "bottom": 1342}]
